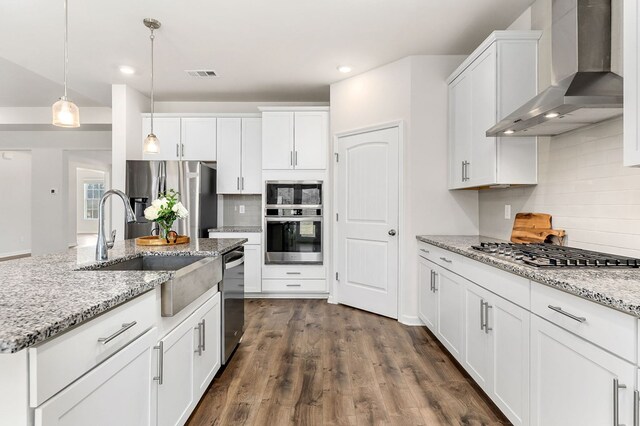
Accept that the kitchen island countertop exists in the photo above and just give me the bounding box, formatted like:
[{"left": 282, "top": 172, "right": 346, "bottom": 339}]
[
  {"left": 0, "top": 238, "right": 246, "bottom": 354},
  {"left": 417, "top": 235, "right": 640, "bottom": 318}
]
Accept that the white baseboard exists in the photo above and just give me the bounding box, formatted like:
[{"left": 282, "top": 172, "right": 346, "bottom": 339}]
[
  {"left": 399, "top": 315, "right": 424, "bottom": 326},
  {"left": 327, "top": 296, "right": 337, "bottom": 304}
]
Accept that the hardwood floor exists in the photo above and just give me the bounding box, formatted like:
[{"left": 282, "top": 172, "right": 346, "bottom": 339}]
[{"left": 187, "top": 299, "right": 509, "bottom": 426}]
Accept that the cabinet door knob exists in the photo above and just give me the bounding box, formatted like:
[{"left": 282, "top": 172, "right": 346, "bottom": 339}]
[{"left": 388, "top": 229, "right": 397, "bottom": 236}]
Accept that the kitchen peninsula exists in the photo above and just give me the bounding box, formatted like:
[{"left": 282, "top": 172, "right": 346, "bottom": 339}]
[{"left": 0, "top": 237, "right": 245, "bottom": 426}]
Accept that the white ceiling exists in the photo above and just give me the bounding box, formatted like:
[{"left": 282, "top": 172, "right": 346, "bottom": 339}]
[{"left": 0, "top": 0, "right": 534, "bottom": 107}]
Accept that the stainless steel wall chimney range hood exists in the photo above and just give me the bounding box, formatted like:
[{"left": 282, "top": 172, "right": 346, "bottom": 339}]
[{"left": 486, "top": 0, "right": 623, "bottom": 137}]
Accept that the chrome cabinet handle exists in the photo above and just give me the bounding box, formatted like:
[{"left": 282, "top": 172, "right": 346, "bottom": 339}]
[
  {"left": 295, "top": 151, "right": 298, "bottom": 166},
  {"left": 97, "top": 321, "right": 137, "bottom": 344},
  {"left": 286, "top": 284, "right": 302, "bottom": 287},
  {"left": 613, "top": 378, "right": 627, "bottom": 426},
  {"left": 176, "top": 144, "right": 180, "bottom": 158},
  {"left": 480, "top": 300, "right": 485, "bottom": 331},
  {"left": 548, "top": 305, "right": 586, "bottom": 323},
  {"left": 634, "top": 389, "right": 639, "bottom": 426},
  {"left": 241, "top": 177, "right": 244, "bottom": 190},
  {"left": 201, "top": 319, "right": 206, "bottom": 352},
  {"left": 182, "top": 144, "right": 185, "bottom": 157},
  {"left": 429, "top": 270, "right": 434, "bottom": 292},
  {"left": 237, "top": 177, "right": 240, "bottom": 190},
  {"left": 420, "top": 248, "right": 430, "bottom": 254},
  {"left": 439, "top": 256, "right": 452, "bottom": 263},
  {"left": 154, "top": 341, "right": 164, "bottom": 385},
  {"left": 290, "top": 151, "right": 293, "bottom": 166},
  {"left": 484, "top": 303, "right": 492, "bottom": 333},
  {"left": 432, "top": 272, "right": 438, "bottom": 292},
  {"left": 286, "top": 272, "right": 301, "bottom": 275},
  {"left": 194, "top": 320, "right": 204, "bottom": 356}
]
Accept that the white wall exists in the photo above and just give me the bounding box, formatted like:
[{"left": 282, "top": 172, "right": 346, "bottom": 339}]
[
  {"left": 330, "top": 55, "right": 479, "bottom": 324},
  {"left": 0, "top": 151, "right": 31, "bottom": 257},
  {"left": 478, "top": 0, "right": 634, "bottom": 256}
]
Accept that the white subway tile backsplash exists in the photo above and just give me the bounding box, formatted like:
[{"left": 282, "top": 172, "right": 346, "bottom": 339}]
[{"left": 479, "top": 118, "right": 640, "bottom": 256}]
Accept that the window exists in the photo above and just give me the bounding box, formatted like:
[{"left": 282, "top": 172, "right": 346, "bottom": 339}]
[{"left": 84, "top": 182, "right": 105, "bottom": 220}]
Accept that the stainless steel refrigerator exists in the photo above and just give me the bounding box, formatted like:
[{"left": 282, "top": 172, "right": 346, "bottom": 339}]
[{"left": 125, "top": 161, "right": 218, "bottom": 239}]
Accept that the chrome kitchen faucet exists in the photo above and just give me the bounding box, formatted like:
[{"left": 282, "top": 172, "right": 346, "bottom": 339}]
[{"left": 96, "top": 189, "right": 137, "bottom": 261}]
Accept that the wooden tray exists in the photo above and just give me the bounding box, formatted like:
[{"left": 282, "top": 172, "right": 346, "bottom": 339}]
[
  {"left": 135, "top": 235, "right": 190, "bottom": 246},
  {"left": 510, "top": 213, "right": 565, "bottom": 244}
]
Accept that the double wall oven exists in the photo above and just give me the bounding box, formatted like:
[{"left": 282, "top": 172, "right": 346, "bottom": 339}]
[{"left": 265, "top": 181, "right": 323, "bottom": 265}]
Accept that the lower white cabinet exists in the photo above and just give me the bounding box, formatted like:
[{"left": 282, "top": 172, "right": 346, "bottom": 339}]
[
  {"left": 530, "top": 315, "right": 635, "bottom": 426},
  {"left": 418, "top": 248, "right": 530, "bottom": 426},
  {"left": 157, "top": 293, "right": 221, "bottom": 426},
  {"left": 243, "top": 244, "right": 262, "bottom": 293},
  {"left": 435, "top": 267, "right": 465, "bottom": 363},
  {"left": 34, "top": 328, "right": 158, "bottom": 426},
  {"left": 417, "top": 256, "right": 437, "bottom": 331}
]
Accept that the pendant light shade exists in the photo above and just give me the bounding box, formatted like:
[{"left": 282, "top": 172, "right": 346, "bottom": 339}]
[
  {"left": 143, "top": 18, "right": 161, "bottom": 154},
  {"left": 52, "top": 97, "right": 80, "bottom": 127},
  {"left": 52, "top": 0, "right": 80, "bottom": 128}
]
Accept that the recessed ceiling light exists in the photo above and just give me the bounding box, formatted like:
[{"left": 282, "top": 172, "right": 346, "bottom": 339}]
[
  {"left": 504, "top": 129, "right": 515, "bottom": 135},
  {"left": 119, "top": 65, "right": 136, "bottom": 75},
  {"left": 545, "top": 112, "right": 559, "bottom": 119},
  {"left": 337, "top": 65, "right": 352, "bottom": 73}
]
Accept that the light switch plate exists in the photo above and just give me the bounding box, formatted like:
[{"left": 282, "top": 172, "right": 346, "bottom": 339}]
[{"left": 504, "top": 204, "right": 511, "bottom": 220}]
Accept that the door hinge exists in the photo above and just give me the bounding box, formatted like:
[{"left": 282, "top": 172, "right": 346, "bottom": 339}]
[
  {"left": 335, "top": 153, "right": 339, "bottom": 163},
  {"left": 336, "top": 272, "right": 339, "bottom": 281}
]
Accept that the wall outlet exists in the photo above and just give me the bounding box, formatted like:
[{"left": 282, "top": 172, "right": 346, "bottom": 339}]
[
  {"left": 239, "top": 205, "right": 245, "bottom": 214},
  {"left": 504, "top": 204, "right": 511, "bottom": 220}
]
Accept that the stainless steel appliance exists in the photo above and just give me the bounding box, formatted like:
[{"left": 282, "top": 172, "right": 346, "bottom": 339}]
[
  {"left": 125, "top": 161, "right": 218, "bottom": 239},
  {"left": 264, "top": 181, "right": 323, "bottom": 264},
  {"left": 471, "top": 242, "right": 640, "bottom": 268},
  {"left": 487, "top": 0, "right": 622, "bottom": 137},
  {"left": 221, "top": 247, "right": 245, "bottom": 364}
]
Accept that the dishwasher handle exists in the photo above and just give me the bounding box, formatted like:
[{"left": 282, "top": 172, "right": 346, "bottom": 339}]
[{"left": 225, "top": 251, "right": 245, "bottom": 270}]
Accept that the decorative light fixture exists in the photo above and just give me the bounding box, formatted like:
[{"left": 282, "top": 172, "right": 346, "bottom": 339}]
[
  {"left": 143, "top": 18, "right": 161, "bottom": 154},
  {"left": 337, "top": 65, "right": 352, "bottom": 73},
  {"left": 52, "top": 0, "right": 80, "bottom": 128}
]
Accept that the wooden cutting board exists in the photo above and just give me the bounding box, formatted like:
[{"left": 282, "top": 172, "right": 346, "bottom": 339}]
[{"left": 511, "top": 213, "right": 566, "bottom": 244}]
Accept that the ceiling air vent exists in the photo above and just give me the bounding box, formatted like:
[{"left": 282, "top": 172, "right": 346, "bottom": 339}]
[{"left": 185, "top": 70, "right": 217, "bottom": 78}]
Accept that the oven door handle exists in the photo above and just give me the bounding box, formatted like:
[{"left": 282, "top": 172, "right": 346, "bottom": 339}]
[{"left": 265, "top": 217, "right": 322, "bottom": 222}]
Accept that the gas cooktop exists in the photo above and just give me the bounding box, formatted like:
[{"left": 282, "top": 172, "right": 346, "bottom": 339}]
[{"left": 470, "top": 242, "right": 640, "bottom": 268}]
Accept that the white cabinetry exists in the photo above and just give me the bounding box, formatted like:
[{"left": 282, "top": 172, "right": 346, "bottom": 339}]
[
  {"left": 261, "top": 109, "right": 329, "bottom": 170},
  {"left": 625, "top": 0, "right": 640, "bottom": 166},
  {"left": 530, "top": 315, "right": 634, "bottom": 426},
  {"left": 141, "top": 116, "right": 216, "bottom": 161},
  {"left": 157, "top": 292, "right": 221, "bottom": 426},
  {"left": 34, "top": 328, "right": 158, "bottom": 426},
  {"left": 435, "top": 267, "right": 465, "bottom": 363},
  {"left": 417, "top": 255, "right": 437, "bottom": 332},
  {"left": 217, "top": 118, "right": 262, "bottom": 194},
  {"left": 447, "top": 31, "right": 540, "bottom": 189}
]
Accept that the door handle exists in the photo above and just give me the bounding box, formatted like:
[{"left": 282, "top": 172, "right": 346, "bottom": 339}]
[
  {"left": 153, "top": 341, "right": 164, "bottom": 385},
  {"left": 613, "top": 378, "right": 627, "bottom": 426},
  {"left": 388, "top": 229, "right": 397, "bottom": 236}
]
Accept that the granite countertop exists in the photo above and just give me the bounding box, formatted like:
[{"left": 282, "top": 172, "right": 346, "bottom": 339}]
[
  {"left": 417, "top": 235, "right": 640, "bottom": 318},
  {"left": 208, "top": 226, "right": 262, "bottom": 233},
  {"left": 0, "top": 238, "right": 246, "bottom": 354}
]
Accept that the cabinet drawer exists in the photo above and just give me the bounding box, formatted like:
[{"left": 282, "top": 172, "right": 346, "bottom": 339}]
[
  {"left": 208, "top": 232, "right": 261, "bottom": 245},
  {"left": 29, "top": 291, "right": 156, "bottom": 407},
  {"left": 531, "top": 282, "right": 636, "bottom": 363},
  {"left": 262, "top": 279, "right": 327, "bottom": 293},
  {"left": 417, "top": 241, "right": 465, "bottom": 271},
  {"left": 262, "top": 265, "right": 326, "bottom": 279}
]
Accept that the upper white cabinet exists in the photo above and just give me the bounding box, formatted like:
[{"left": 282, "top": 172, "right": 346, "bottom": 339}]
[
  {"left": 181, "top": 118, "right": 217, "bottom": 161},
  {"left": 216, "top": 117, "right": 262, "bottom": 194},
  {"left": 625, "top": 0, "right": 640, "bottom": 166},
  {"left": 447, "top": 31, "right": 541, "bottom": 189},
  {"left": 261, "top": 109, "right": 329, "bottom": 170},
  {"left": 141, "top": 116, "right": 217, "bottom": 162}
]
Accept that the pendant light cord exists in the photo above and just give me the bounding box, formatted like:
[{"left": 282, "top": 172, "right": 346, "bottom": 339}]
[
  {"left": 150, "top": 28, "right": 155, "bottom": 134},
  {"left": 63, "top": 0, "right": 69, "bottom": 98}
]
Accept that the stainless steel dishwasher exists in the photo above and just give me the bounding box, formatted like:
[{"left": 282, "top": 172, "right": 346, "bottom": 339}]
[{"left": 221, "top": 247, "right": 245, "bottom": 364}]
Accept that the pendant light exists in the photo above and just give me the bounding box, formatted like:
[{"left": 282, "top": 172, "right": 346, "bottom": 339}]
[
  {"left": 143, "top": 18, "right": 161, "bottom": 154},
  {"left": 52, "top": 0, "right": 80, "bottom": 127}
]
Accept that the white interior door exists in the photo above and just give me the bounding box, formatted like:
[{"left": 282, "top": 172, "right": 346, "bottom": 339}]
[{"left": 337, "top": 126, "right": 399, "bottom": 318}]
